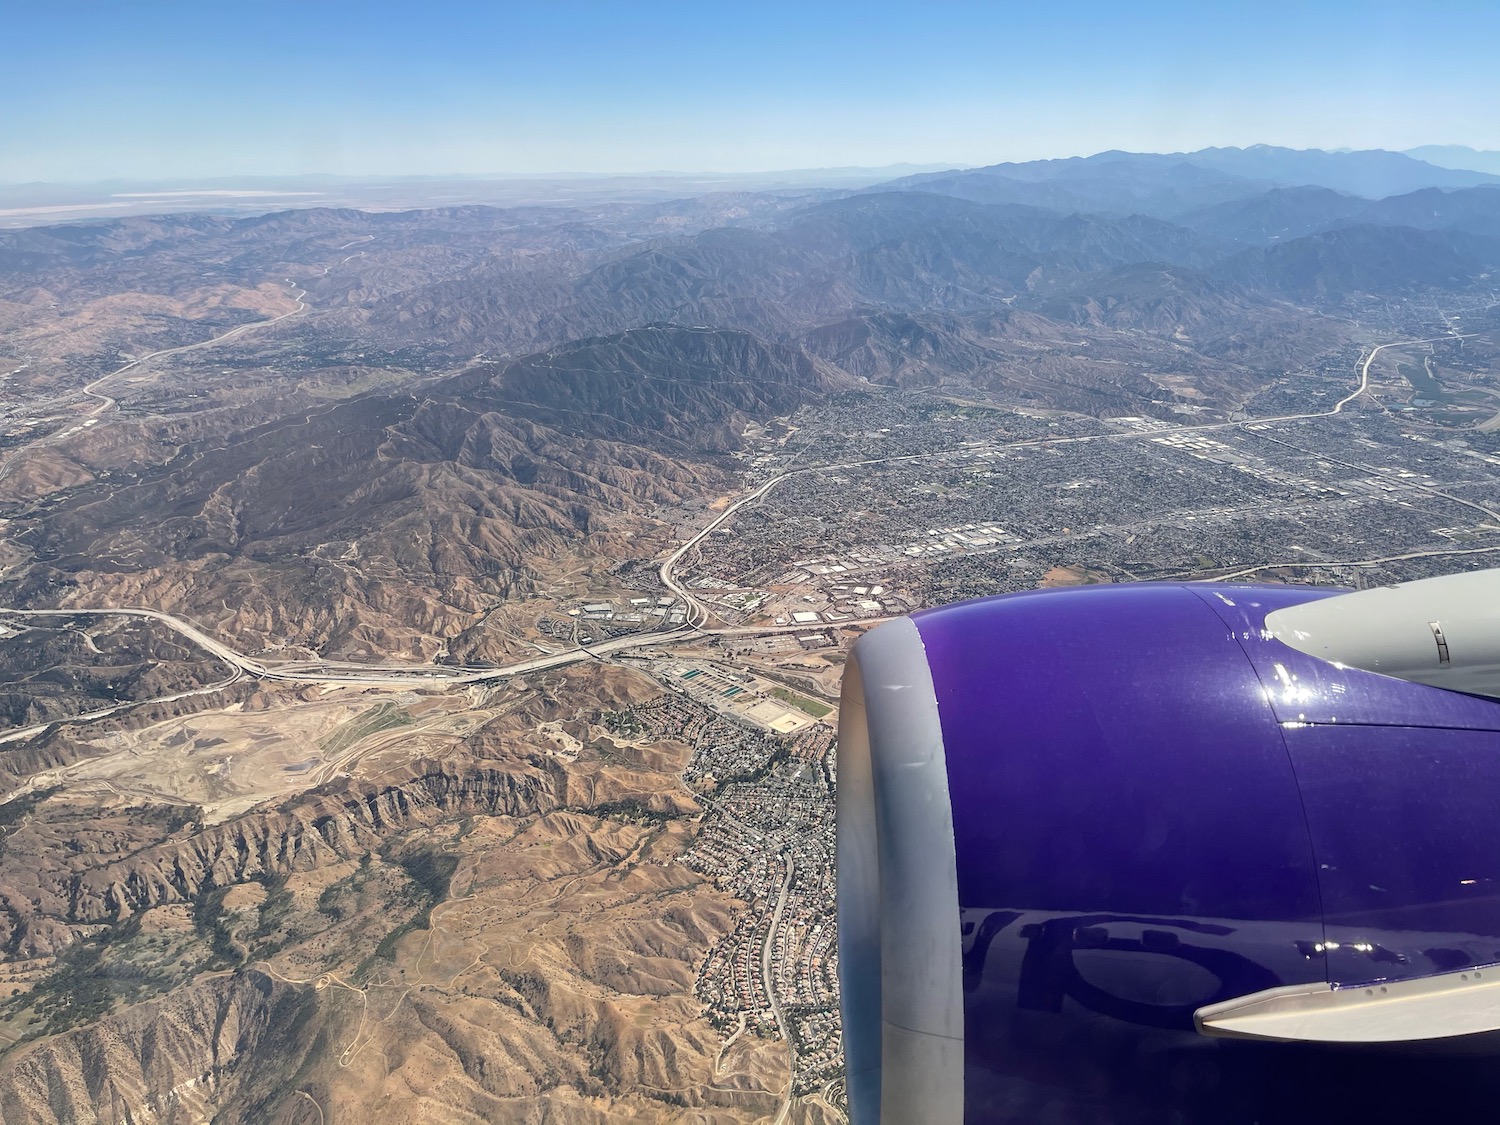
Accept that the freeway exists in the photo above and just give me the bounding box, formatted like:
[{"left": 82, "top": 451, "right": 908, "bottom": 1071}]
[
  {"left": 0, "top": 609, "right": 694, "bottom": 758},
  {"left": 0, "top": 671, "right": 244, "bottom": 747},
  {"left": 0, "top": 331, "right": 1470, "bottom": 732},
  {"left": 0, "top": 607, "right": 261, "bottom": 675},
  {"left": 0, "top": 240, "right": 381, "bottom": 486},
  {"left": 77, "top": 277, "right": 313, "bottom": 417},
  {"left": 1242, "top": 425, "right": 1500, "bottom": 524},
  {"left": 0, "top": 606, "right": 704, "bottom": 690},
  {"left": 70, "top": 239, "right": 380, "bottom": 422},
  {"left": 659, "top": 474, "right": 789, "bottom": 627},
  {"left": 0, "top": 279, "right": 314, "bottom": 486},
  {"left": 0, "top": 599, "right": 867, "bottom": 744},
  {"left": 1197, "top": 543, "right": 1500, "bottom": 583},
  {"left": 1329, "top": 337, "right": 1411, "bottom": 415}
]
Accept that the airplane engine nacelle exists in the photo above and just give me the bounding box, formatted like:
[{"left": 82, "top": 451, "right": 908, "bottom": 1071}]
[{"left": 838, "top": 574, "right": 1500, "bottom": 1125}]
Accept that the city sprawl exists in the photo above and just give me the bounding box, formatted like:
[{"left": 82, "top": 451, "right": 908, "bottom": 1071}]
[{"left": 3, "top": 145, "right": 1500, "bottom": 1121}]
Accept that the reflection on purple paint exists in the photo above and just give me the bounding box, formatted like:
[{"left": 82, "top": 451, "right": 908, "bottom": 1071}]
[{"left": 848, "top": 579, "right": 1500, "bottom": 1123}]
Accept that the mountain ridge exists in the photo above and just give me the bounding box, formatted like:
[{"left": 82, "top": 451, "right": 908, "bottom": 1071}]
[{"left": 874, "top": 145, "right": 1500, "bottom": 218}]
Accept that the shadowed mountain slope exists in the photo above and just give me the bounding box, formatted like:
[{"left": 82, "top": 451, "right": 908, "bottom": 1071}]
[
  {"left": 4, "top": 327, "right": 841, "bottom": 657},
  {"left": 360, "top": 192, "right": 1225, "bottom": 354},
  {"left": 1218, "top": 224, "right": 1492, "bottom": 297},
  {"left": 457, "top": 325, "right": 853, "bottom": 454},
  {"left": 1181, "top": 186, "right": 1369, "bottom": 245}
]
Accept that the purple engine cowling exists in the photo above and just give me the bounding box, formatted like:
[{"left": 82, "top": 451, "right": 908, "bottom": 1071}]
[{"left": 837, "top": 580, "right": 1500, "bottom": 1125}]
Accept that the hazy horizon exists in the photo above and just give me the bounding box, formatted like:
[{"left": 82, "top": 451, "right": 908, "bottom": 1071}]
[
  {"left": 5, "top": 140, "right": 1497, "bottom": 229},
  {"left": 0, "top": 162, "right": 963, "bottom": 189},
  {"left": 8, "top": 0, "right": 1500, "bottom": 183},
  {"left": 6, "top": 144, "right": 1500, "bottom": 192}
]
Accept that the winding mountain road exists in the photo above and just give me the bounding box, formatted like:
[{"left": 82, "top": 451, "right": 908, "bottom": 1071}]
[
  {"left": 0, "top": 280, "right": 313, "bottom": 488},
  {"left": 78, "top": 278, "right": 313, "bottom": 417},
  {"left": 0, "top": 330, "right": 1477, "bottom": 740},
  {"left": 0, "top": 238, "right": 381, "bottom": 486}
]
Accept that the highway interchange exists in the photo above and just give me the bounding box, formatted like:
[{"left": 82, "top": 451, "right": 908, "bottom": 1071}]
[
  {"left": 2, "top": 331, "right": 1493, "bottom": 749},
  {"left": 3, "top": 324, "right": 1498, "bottom": 1125}
]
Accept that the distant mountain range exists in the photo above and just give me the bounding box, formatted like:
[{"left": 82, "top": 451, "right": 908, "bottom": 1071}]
[
  {"left": 10, "top": 167, "right": 1499, "bottom": 370},
  {"left": 876, "top": 145, "right": 1500, "bottom": 217},
  {"left": 345, "top": 183, "right": 1500, "bottom": 361},
  {"left": 1405, "top": 145, "right": 1500, "bottom": 176},
  {"left": 10, "top": 145, "right": 1500, "bottom": 229},
  {"left": 6, "top": 138, "right": 1500, "bottom": 1125}
]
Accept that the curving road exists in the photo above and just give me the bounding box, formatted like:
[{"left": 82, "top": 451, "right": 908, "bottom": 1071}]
[
  {"left": 0, "top": 331, "right": 1476, "bottom": 737},
  {"left": 1323, "top": 333, "right": 1471, "bottom": 417},
  {"left": 0, "top": 239, "right": 381, "bottom": 485},
  {"left": 0, "top": 670, "right": 244, "bottom": 747},
  {"left": 764, "top": 854, "right": 797, "bottom": 1125},
  {"left": 659, "top": 334, "right": 1473, "bottom": 627},
  {"left": 0, "top": 606, "right": 701, "bottom": 690},
  {"left": 0, "top": 281, "right": 314, "bottom": 487},
  {"left": 659, "top": 475, "right": 789, "bottom": 627},
  {"left": 77, "top": 278, "right": 313, "bottom": 416},
  {"left": 1327, "top": 337, "right": 1405, "bottom": 416},
  {"left": 1195, "top": 543, "right": 1500, "bottom": 583}
]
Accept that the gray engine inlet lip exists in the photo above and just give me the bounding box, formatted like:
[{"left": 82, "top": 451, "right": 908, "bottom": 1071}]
[{"left": 838, "top": 616, "right": 964, "bottom": 1125}]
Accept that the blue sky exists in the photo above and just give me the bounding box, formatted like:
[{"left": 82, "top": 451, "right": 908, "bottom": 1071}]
[{"left": 5, "top": 0, "right": 1499, "bottom": 182}]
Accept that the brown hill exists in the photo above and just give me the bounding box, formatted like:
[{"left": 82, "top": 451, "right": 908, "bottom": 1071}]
[
  {"left": 0, "top": 664, "right": 796, "bottom": 1124},
  {"left": 4, "top": 327, "right": 839, "bottom": 659}
]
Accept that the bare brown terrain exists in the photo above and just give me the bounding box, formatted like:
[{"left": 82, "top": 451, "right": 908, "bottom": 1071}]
[
  {"left": 0, "top": 613, "right": 229, "bottom": 729},
  {"left": 0, "top": 664, "right": 818, "bottom": 1124},
  {"left": 0, "top": 163, "right": 1496, "bottom": 1123}
]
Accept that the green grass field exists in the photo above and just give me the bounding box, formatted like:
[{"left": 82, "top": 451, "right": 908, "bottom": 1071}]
[{"left": 770, "top": 687, "right": 832, "bottom": 719}]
